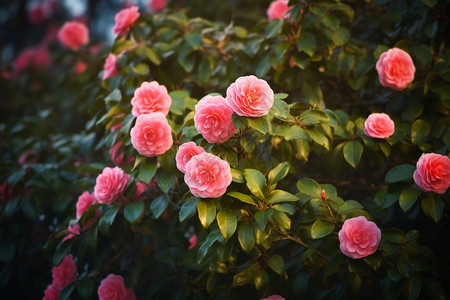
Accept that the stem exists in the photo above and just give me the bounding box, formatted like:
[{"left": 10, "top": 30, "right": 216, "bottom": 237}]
[{"left": 322, "top": 197, "right": 336, "bottom": 224}]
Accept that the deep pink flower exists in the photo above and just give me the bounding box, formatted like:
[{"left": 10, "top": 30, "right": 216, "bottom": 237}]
[
  {"left": 130, "top": 112, "right": 173, "bottom": 157},
  {"left": 112, "top": 6, "right": 140, "bottom": 36},
  {"left": 42, "top": 284, "right": 60, "bottom": 300},
  {"left": 184, "top": 152, "right": 232, "bottom": 198},
  {"left": 338, "top": 216, "right": 381, "bottom": 259},
  {"left": 63, "top": 223, "right": 81, "bottom": 241},
  {"left": 18, "top": 149, "right": 39, "bottom": 165},
  {"left": 94, "top": 167, "right": 131, "bottom": 204},
  {"left": 363, "top": 113, "right": 395, "bottom": 139},
  {"left": 109, "top": 141, "right": 135, "bottom": 166},
  {"left": 76, "top": 191, "right": 96, "bottom": 219},
  {"left": 14, "top": 46, "right": 51, "bottom": 75},
  {"left": 413, "top": 153, "right": 450, "bottom": 194},
  {"left": 226, "top": 75, "right": 274, "bottom": 117},
  {"left": 376, "top": 48, "right": 415, "bottom": 90},
  {"left": 74, "top": 61, "right": 87, "bottom": 74},
  {"left": 148, "top": 0, "right": 166, "bottom": 13},
  {"left": 261, "top": 295, "right": 286, "bottom": 300},
  {"left": 58, "top": 21, "right": 89, "bottom": 51},
  {"left": 52, "top": 254, "right": 77, "bottom": 290},
  {"left": 267, "top": 0, "right": 291, "bottom": 21},
  {"left": 98, "top": 274, "right": 136, "bottom": 300},
  {"left": 194, "top": 95, "right": 237, "bottom": 143},
  {"left": 188, "top": 234, "right": 197, "bottom": 250},
  {"left": 131, "top": 81, "right": 172, "bottom": 117},
  {"left": 0, "top": 181, "right": 13, "bottom": 206},
  {"left": 103, "top": 53, "right": 118, "bottom": 80},
  {"left": 134, "top": 181, "right": 147, "bottom": 200},
  {"left": 176, "top": 142, "right": 205, "bottom": 173}
]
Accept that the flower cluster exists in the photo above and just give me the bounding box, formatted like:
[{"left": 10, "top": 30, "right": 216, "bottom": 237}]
[{"left": 43, "top": 254, "right": 77, "bottom": 299}]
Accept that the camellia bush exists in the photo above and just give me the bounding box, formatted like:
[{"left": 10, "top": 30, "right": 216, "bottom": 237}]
[{"left": 2, "top": 0, "right": 450, "bottom": 299}]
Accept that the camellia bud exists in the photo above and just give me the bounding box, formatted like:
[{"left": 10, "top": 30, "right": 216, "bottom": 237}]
[{"left": 321, "top": 189, "right": 326, "bottom": 201}]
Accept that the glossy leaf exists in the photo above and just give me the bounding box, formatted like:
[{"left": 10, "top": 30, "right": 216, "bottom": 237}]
[
  {"left": 217, "top": 211, "right": 238, "bottom": 240},
  {"left": 343, "top": 141, "right": 363, "bottom": 168},
  {"left": 197, "top": 199, "right": 216, "bottom": 228},
  {"left": 243, "top": 169, "right": 267, "bottom": 198},
  {"left": 385, "top": 164, "right": 416, "bottom": 183},
  {"left": 124, "top": 201, "right": 144, "bottom": 223},
  {"left": 311, "top": 219, "right": 335, "bottom": 239},
  {"left": 238, "top": 223, "right": 255, "bottom": 252}
]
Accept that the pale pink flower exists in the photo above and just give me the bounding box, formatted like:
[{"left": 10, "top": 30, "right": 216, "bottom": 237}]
[
  {"left": 194, "top": 95, "right": 237, "bottom": 143},
  {"left": 148, "top": 0, "right": 166, "bottom": 13},
  {"left": 58, "top": 21, "right": 89, "bottom": 51},
  {"left": 131, "top": 81, "right": 172, "bottom": 117},
  {"left": 76, "top": 191, "right": 96, "bottom": 219},
  {"left": 94, "top": 167, "right": 131, "bottom": 204},
  {"left": 18, "top": 149, "right": 39, "bottom": 165},
  {"left": 109, "top": 141, "right": 134, "bottom": 166},
  {"left": 338, "top": 216, "right": 381, "bottom": 259},
  {"left": 413, "top": 153, "right": 450, "bottom": 194},
  {"left": 188, "top": 234, "right": 197, "bottom": 249},
  {"left": 14, "top": 46, "right": 51, "bottom": 75},
  {"left": 52, "top": 254, "right": 77, "bottom": 290},
  {"left": 74, "top": 61, "right": 87, "bottom": 74},
  {"left": 112, "top": 6, "right": 140, "bottom": 36},
  {"left": 42, "top": 284, "right": 60, "bottom": 300},
  {"left": 267, "top": 0, "right": 291, "bottom": 21},
  {"left": 184, "top": 152, "right": 232, "bottom": 198},
  {"left": 226, "top": 75, "right": 274, "bottom": 117},
  {"left": 376, "top": 48, "right": 415, "bottom": 90},
  {"left": 103, "top": 53, "right": 118, "bottom": 80},
  {"left": 176, "top": 142, "right": 205, "bottom": 173},
  {"left": 98, "top": 274, "right": 136, "bottom": 300},
  {"left": 130, "top": 112, "right": 173, "bottom": 157},
  {"left": 363, "top": 113, "right": 395, "bottom": 139},
  {"left": 261, "top": 295, "right": 286, "bottom": 300}
]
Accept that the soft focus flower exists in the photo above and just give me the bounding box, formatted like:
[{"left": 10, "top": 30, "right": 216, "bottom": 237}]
[
  {"left": 188, "top": 234, "right": 197, "bottom": 250},
  {"left": 363, "top": 113, "right": 395, "bottom": 139},
  {"left": 74, "top": 61, "right": 87, "bottom": 74},
  {"left": 52, "top": 254, "right": 77, "bottom": 290},
  {"left": 63, "top": 223, "right": 81, "bottom": 241},
  {"left": 94, "top": 167, "right": 131, "bottom": 204},
  {"left": 103, "top": 53, "right": 118, "bottom": 80},
  {"left": 29, "top": 0, "right": 56, "bottom": 24},
  {"left": 58, "top": 21, "right": 89, "bottom": 51},
  {"left": 18, "top": 149, "right": 39, "bottom": 165},
  {"left": 14, "top": 46, "right": 51, "bottom": 75},
  {"left": 131, "top": 81, "right": 172, "bottom": 117},
  {"left": 42, "top": 284, "right": 60, "bottom": 300},
  {"left": 175, "top": 142, "right": 205, "bottom": 173},
  {"left": 0, "top": 181, "right": 13, "bottom": 206},
  {"left": 112, "top": 6, "right": 140, "bottom": 36},
  {"left": 338, "top": 216, "right": 381, "bottom": 259},
  {"left": 76, "top": 191, "right": 96, "bottom": 219},
  {"left": 109, "top": 141, "right": 134, "bottom": 166},
  {"left": 98, "top": 274, "right": 136, "bottom": 300},
  {"left": 261, "top": 295, "right": 286, "bottom": 300},
  {"left": 226, "top": 75, "right": 274, "bottom": 117},
  {"left": 413, "top": 153, "right": 450, "bottom": 194},
  {"left": 130, "top": 112, "right": 173, "bottom": 157},
  {"left": 194, "top": 95, "right": 237, "bottom": 143},
  {"left": 148, "top": 0, "right": 166, "bottom": 13},
  {"left": 376, "top": 48, "right": 415, "bottom": 90},
  {"left": 134, "top": 181, "right": 147, "bottom": 201},
  {"left": 184, "top": 152, "right": 232, "bottom": 198},
  {"left": 267, "top": 0, "right": 291, "bottom": 21}
]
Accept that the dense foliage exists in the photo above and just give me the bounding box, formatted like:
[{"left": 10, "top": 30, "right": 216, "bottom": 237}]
[{"left": 1, "top": 0, "right": 449, "bottom": 299}]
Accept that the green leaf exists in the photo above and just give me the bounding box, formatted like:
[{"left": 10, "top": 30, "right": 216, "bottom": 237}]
[
  {"left": 323, "top": 14, "right": 340, "bottom": 29},
  {"left": 338, "top": 200, "right": 364, "bottom": 214},
  {"left": 267, "top": 254, "right": 284, "bottom": 275},
  {"left": 58, "top": 282, "right": 77, "bottom": 300},
  {"left": 138, "top": 161, "right": 157, "bottom": 183},
  {"left": 227, "top": 191, "right": 256, "bottom": 205},
  {"left": 132, "top": 63, "right": 149, "bottom": 75},
  {"left": 285, "top": 126, "right": 310, "bottom": 141},
  {"left": 105, "top": 89, "right": 122, "bottom": 104},
  {"left": 296, "top": 31, "right": 316, "bottom": 56},
  {"left": 217, "top": 211, "right": 238, "bottom": 240},
  {"left": 0, "top": 242, "right": 15, "bottom": 263},
  {"left": 77, "top": 277, "right": 93, "bottom": 299},
  {"left": 332, "top": 27, "right": 350, "bottom": 45},
  {"left": 144, "top": 47, "right": 161, "bottom": 65},
  {"left": 254, "top": 270, "right": 269, "bottom": 290},
  {"left": 266, "top": 190, "right": 298, "bottom": 204},
  {"left": 297, "top": 178, "right": 321, "bottom": 197},
  {"left": 421, "top": 194, "right": 443, "bottom": 223},
  {"left": 343, "top": 141, "right": 363, "bottom": 168},
  {"left": 150, "top": 194, "right": 170, "bottom": 219},
  {"left": 238, "top": 223, "right": 255, "bottom": 252},
  {"left": 268, "top": 162, "right": 290, "bottom": 185},
  {"left": 179, "top": 195, "right": 198, "bottom": 222},
  {"left": 247, "top": 115, "right": 269, "bottom": 134},
  {"left": 197, "top": 229, "right": 224, "bottom": 263},
  {"left": 98, "top": 204, "right": 120, "bottom": 235},
  {"left": 299, "top": 109, "right": 330, "bottom": 126},
  {"left": 311, "top": 219, "right": 335, "bottom": 239},
  {"left": 124, "top": 201, "right": 144, "bottom": 223},
  {"left": 421, "top": 0, "right": 437, "bottom": 7},
  {"left": 231, "top": 113, "right": 248, "bottom": 129},
  {"left": 197, "top": 199, "right": 216, "bottom": 228},
  {"left": 243, "top": 169, "right": 267, "bottom": 198},
  {"left": 403, "top": 277, "right": 422, "bottom": 300},
  {"left": 265, "top": 18, "right": 284, "bottom": 39},
  {"left": 184, "top": 32, "right": 203, "bottom": 49},
  {"left": 156, "top": 172, "right": 176, "bottom": 193},
  {"left": 230, "top": 168, "right": 245, "bottom": 183},
  {"left": 87, "top": 223, "right": 98, "bottom": 248},
  {"left": 306, "top": 128, "right": 329, "bottom": 150},
  {"left": 385, "top": 164, "right": 416, "bottom": 183},
  {"left": 271, "top": 211, "right": 291, "bottom": 230},
  {"left": 254, "top": 209, "right": 273, "bottom": 231},
  {"left": 411, "top": 119, "right": 430, "bottom": 144},
  {"left": 399, "top": 187, "right": 422, "bottom": 212}
]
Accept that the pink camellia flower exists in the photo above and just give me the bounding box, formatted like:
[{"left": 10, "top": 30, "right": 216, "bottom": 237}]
[
  {"left": 103, "top": 53, "right": 118, "bottom": 80},
  {"left": 42, "top": 284, "right": 60, "bottom": 300},
  {"left": 188, "top": 234, "right": 197, "bottom": 250},
  {"left": 130, "top": 112, "right": 173, "bottom": 157},
  {"left": 376, "top": 48, "right": 415, "bottom": 91},
  {"left": 52, "top": 254, "right": 77, "bottom": 290},
  {"left": 76, "top": 191, "right": 96, "bottom": 219},
  {"left": 194, "top": 95, "right": 237, "bottom": 144},
  {"left": 175, "top": 142, "right": 205, "bottom": 173},
  {"left": 98, "top": 274, "right": 136, "bottom": 300},
  {"left": 261, "top": 295, "right": 286, "bottom": 300},
  {"left": 14, "top": 46, "right": 51, "bottom": 75},
  {"left": 112, "top": 6, "right": 140, "bottom": 36},
  {"left": 94, "top": 167, "right": 131, "bottom": 204},
  {"left": 134, "top": 181, "right": 147, "bottom": 201},
  {"left": 58, "top": 21, "right": 89, "bottom": 51},
  {"left": 338, "top": 216, "right": 381, "bottom": 259},
  {"left": 363, "top": 113, "right": 395, "bottom": 139},
  {"left": 413, "top": 153, "right": 450, "bottom": 194},
  {"left": 184, "top": 152, "right": 232, "bottom": 198},
  {"left": 18, "top": 149, "right": 39, "bottom": 165},
  {"left": 109, "top": 141, "right": 135, "bottom": 166},
  {"left": 267, "top": 0, "right": 291, "bottom": 21},
  {"left": 63, "top": 223, "right": 81, "bottom": 241},
  {"left": 148, "top": 0, "right": 166, "bottom": 13},
  {"left": 74, "top": 61, "right": 87, "bottom": 74},
  {"left": 226, "top": 75, "right": 274, "bottom": 117},
  {"left": 131, "top": 81, "right": 172, "bottom": 117}
]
